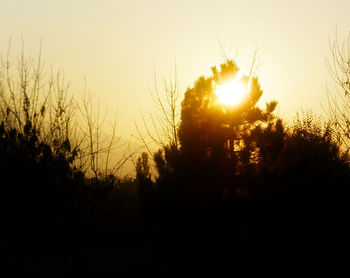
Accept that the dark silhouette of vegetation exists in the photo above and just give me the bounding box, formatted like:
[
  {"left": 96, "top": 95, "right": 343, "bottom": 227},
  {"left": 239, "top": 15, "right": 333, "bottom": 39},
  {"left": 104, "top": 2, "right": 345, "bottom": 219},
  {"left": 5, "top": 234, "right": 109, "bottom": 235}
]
[
  {"left": 150, "top": 60, "right": 278, "bottom": 215},
  {"left": 0, "top": 44, "right": 134, "bottom": 276},
  {"left": 1, "top": 42, "right": 350, "bottom": 277},
  {"left": 137, "top": 60, "right": 350, "bottom": 276}
]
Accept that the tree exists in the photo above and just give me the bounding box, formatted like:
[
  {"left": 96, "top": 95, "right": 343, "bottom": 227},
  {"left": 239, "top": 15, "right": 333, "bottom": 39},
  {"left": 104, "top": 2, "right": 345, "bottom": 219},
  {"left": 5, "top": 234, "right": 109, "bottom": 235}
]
[
  {"left": 0, "top": 40, "right": 128, "bottom": 180},
  {"left": 135, "top": 64, "right": 181, "bottom": 154},
  {"left": 140, "top": 57, "right": 350, "bottom": 275},
  {"left": 326, "top": 31, "right": 350, "bottom": 150},
  {"left": 145, "top": 59, "right": 282, "bottom": 218},
  {"left": 136, "top": 152, "right": 151, "bottom": 181},
  {"left": 0, "top": 41, "right": 128, "bottom": 235},
  {"left": 155, "top": 59, "right": 278, "bottom": 180}
]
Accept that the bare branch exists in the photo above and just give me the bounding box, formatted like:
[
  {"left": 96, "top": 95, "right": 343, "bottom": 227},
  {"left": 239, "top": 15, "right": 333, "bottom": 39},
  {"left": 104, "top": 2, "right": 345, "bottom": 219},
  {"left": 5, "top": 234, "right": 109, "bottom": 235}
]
[
  {"left": 325, "top": 29, "right": 350, "bottom": 150},
  {"left": 135, "top": 62, "right": 181, "bottom": 157}
]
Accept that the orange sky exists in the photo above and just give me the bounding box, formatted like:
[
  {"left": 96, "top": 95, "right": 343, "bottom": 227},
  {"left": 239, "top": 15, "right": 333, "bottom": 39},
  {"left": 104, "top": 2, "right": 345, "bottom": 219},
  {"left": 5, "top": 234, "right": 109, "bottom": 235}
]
[{"left": 1, "top": 0, "right": 350, "bottom": 142}]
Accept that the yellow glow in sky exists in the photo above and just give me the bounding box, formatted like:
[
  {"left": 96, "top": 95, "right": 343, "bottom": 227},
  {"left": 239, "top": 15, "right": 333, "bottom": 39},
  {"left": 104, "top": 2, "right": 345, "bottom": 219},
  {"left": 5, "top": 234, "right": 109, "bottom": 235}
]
[
  {"left": 1, "top": 0, "right": 350, "bottom": 142},
  {"left": 216, "top": 78, "right": 248, "bottom": 106}
]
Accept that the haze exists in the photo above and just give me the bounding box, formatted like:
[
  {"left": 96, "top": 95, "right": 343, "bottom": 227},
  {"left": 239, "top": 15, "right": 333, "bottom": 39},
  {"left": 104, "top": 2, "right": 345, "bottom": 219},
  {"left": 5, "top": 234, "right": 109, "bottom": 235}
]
[{"left": 1, "top": 0, "right": 349, "bottom": 137}]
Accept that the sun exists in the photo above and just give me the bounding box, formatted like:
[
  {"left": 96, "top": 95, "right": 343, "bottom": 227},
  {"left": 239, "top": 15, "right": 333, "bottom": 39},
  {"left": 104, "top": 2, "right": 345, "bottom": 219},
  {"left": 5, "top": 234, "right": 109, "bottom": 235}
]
[{"left": 215, "top": 78, "right": 248, "bottom": 106}]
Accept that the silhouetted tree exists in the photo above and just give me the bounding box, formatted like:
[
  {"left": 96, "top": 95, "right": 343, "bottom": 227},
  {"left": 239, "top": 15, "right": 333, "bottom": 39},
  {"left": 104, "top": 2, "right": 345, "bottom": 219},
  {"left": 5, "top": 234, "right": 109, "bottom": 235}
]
[
  {"left": 153, "top": 60, "right": 278, "bottom": 203},
  {"left": 136, "top": 152, "right": 157, "bottom": 221},
  {"left": 136, "top": 152, "right": 151, "bottom": 181},
  {"left": 0, "top": 42, "right": 128, "bottom": 241},
  {"left": 142, "top": 59, "right": 350, "bottom": 275},
  {"left": 135, "top": 64, "right": 181, "bottom": 155},
  {"left": 326, "top": 31, "right": 350, "bottom": 150},
  {"left": 245, "top": 111, "right": 350, "bottom": 271}
]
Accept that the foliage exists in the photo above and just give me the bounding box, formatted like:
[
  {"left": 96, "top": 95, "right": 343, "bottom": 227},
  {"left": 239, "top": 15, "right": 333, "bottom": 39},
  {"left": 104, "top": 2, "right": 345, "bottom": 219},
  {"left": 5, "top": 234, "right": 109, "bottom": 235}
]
[
  {"left": 2, "top": 40, "right": 350, "bottom": 275},
  {"left": 0, "top": 43, "right": 126, "bottom": 236},
  {"left": 152, "top": 60, "right": 278, "bottom": 188},
  {"left": 141, "top": 60, "right": 350, "bottom": 272},
  {"left": 0, "top": 121, "right": 84, "bottom": 233},
  {"left": 136, "top": 152, "right": 151, "bottom": 181},
  {"left": 179, "top": 60, "right": 277, "bottom": 168},
  {"left": 0, "top": 43, "right": 128, "bottom": 180}
]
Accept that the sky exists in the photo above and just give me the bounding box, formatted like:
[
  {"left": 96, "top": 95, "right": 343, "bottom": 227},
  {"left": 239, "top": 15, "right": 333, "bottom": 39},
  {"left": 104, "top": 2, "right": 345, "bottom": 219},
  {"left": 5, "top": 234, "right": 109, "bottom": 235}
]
[{"left": 1, "top": 0, "right": 350, "bottom": 144}]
